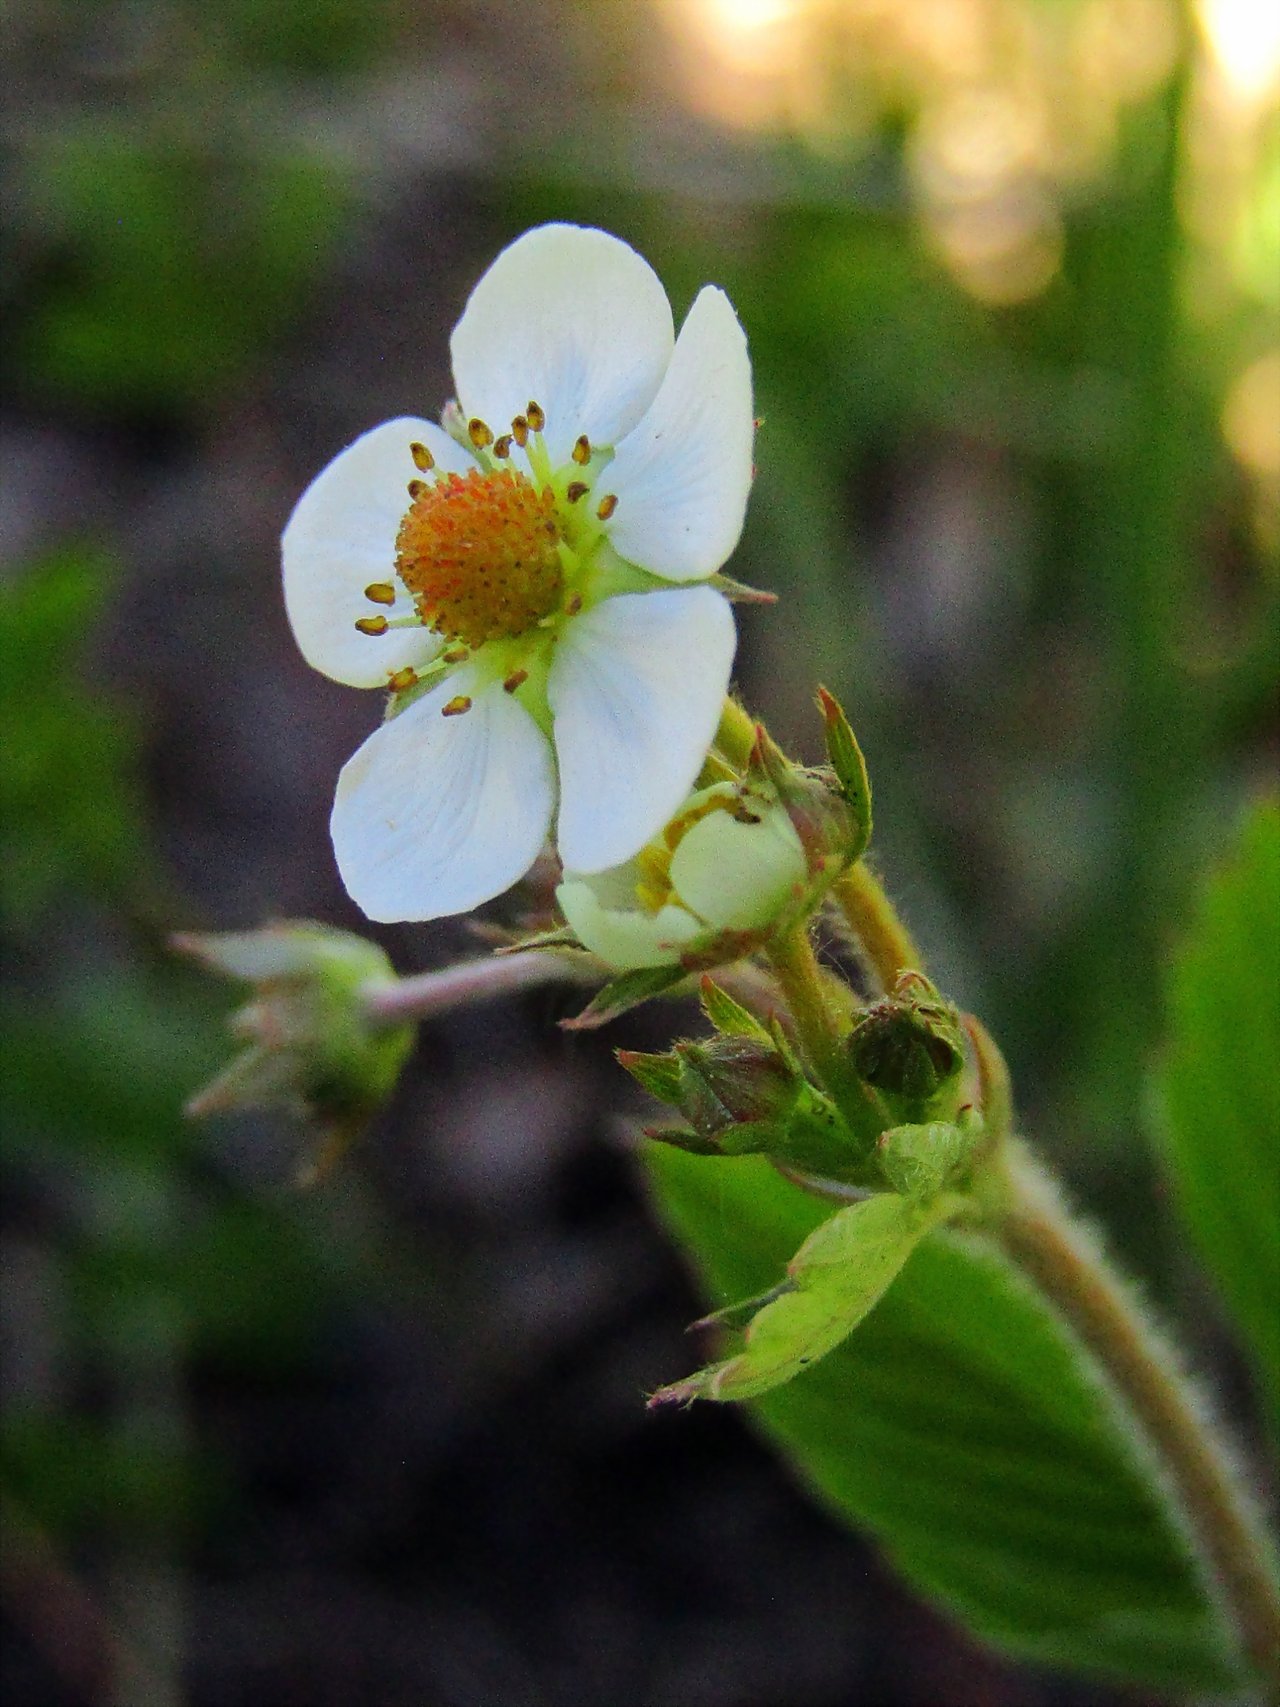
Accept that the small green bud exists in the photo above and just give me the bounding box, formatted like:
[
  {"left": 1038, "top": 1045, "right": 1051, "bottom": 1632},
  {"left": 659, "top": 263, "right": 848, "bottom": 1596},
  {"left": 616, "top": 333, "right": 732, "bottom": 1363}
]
[
  {"left": 175, "top": 922, "right": 414, "bottom": 1182},
  {"left": 847, "top": 972, "right": 966, "bottom": 1123}
]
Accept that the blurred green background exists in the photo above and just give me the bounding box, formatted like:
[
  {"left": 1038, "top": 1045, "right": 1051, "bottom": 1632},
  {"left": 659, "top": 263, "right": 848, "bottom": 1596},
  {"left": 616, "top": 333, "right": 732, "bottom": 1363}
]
[{"left": 2, "top": 1, "right": 1277, "bottom": 1702}]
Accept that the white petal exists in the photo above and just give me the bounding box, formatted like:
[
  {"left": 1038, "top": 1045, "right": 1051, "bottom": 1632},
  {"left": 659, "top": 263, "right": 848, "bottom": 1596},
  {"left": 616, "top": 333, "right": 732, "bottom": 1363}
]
[
  {"left": 669, "top": 802, "right": 807, "bottom": 931},
  {"left": 548, "top": 587, "right": 736, "bottom": 873},
  {"left": 330, "top": 672, "right": 555, "bottom": 922},
  {"left": 606, "top": 288, "right": 754, "bottom": 582},
  {"left": 450, "top": 225, "right": 675, "bottom": 466},
  {"left": 557, "top": 879, "right": 701, "bottom": 971},
  {"left": 282, "top": 418, "right": 473, "bottom": 688}
]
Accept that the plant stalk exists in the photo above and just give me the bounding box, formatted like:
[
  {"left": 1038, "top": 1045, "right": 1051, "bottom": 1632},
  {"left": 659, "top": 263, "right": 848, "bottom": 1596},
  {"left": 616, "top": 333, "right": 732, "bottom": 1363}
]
[
  {"left": 831, "top": 861, "right": 920, "bottom": 990},
  {"left": 991, "top": 1141, "right": 1280, "bottom": 1694},
  {"left": 361, "top": 950, "right": 586, "bottom": 1028}
]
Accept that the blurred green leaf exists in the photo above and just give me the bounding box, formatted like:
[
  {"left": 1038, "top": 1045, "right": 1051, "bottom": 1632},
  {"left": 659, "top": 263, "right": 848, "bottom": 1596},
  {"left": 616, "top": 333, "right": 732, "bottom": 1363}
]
[
  {"left": 0, "top": 548, "right": 147, "bottom": 927},
  {"left": 16, "top": 129, "right": 350, "bottom": 412},
  {"left": 646, "top": 1148, "right": 1240, "bottom": 1693},
  {"left": 1154, "top": 796, "right": 1280, "bottom": 1445}
]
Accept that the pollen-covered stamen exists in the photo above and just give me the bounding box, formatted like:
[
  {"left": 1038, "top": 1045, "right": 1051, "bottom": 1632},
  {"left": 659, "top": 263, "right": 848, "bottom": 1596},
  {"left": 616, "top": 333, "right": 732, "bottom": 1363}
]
[
  {"left": 526, "top": 400, "right": 546, "bottom": 433},
  {"left": 511, "top": 416, "right": 529, "bottom": 448},
  {"left": 596, "top": 493, "right": 618, "bottom": 521},
  {"left": 395, "top": 466, "right": 564, "bottom": 648},
  {"left": 355, "top": 615, "right": 388, "bottom": 636},
  {"left": 468, "top": 418, "right": 494, "bottom": 451},
  {"left": 493, "top": 435, "right": 512, "bottom": 459},
  {"left": 410, "top": 442, "right": 435, "bottom": 473},
  {"left": 566, "top": 481, "right": 589, "bottom": 504},
  {"left": 503, "top": 669, "right": 529, "bottom": 693},
  {"left": 388, "top": 666, "right": 418, "bottom": 692},
  {"left": 572, "top": 435, "right": 591, "bottom": 465},
  {"left": 442, "top": 695, "right": 473, "bottom": 717},
  {"left": 364, "top": 582, "right": 396, "bottom": 606}
]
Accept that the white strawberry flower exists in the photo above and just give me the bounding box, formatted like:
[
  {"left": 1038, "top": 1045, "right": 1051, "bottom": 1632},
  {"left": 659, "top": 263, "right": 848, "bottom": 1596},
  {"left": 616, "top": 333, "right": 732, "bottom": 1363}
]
[{"left": 283, "top": 224, "right": 754, "bottom": 923}]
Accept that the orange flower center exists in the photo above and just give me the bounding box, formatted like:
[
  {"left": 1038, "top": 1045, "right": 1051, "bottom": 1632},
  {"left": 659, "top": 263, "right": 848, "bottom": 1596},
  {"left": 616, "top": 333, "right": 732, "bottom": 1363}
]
[{"left": 394, "top": 467, "right": 564, "bottom": 648}]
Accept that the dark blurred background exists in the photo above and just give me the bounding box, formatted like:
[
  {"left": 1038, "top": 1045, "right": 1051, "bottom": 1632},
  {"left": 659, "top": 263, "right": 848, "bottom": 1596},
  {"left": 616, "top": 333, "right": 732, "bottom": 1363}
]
[{"left": 2, "top": 1, "right": 1277, "bottom": 1702}]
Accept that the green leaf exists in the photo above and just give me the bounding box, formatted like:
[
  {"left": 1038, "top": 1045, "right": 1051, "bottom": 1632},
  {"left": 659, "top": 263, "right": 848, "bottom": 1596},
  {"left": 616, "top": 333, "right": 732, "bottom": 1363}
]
[
  {"left": 1154, "top": 796, "right": 1280, "bottom": 1445},
  {"left": 645, "top": 1149, "right": 1240, "bottom": 1693},
  {"left": 652, "top": 1191, "right": 943, "bottom": 1404}
]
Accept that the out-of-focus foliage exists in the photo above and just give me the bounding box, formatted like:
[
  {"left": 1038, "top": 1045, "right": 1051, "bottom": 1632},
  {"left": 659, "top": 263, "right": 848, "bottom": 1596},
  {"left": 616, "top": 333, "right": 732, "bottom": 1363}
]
[
  {"left": 1155, "top": 798, "right": 1280, "bottom": 1447},
  {"left": 2, "top": 0, "right": 1277, "bottom": 1699},
  {"left": 0, "top": 548, "right": 146, "bottom": 924}
]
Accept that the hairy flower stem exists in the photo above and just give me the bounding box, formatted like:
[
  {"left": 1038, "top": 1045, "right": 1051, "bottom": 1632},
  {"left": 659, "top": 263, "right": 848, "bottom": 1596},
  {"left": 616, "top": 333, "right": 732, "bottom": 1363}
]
[
  {"left": 840, "top": 861, "right": 1280, "bottom": 1693},
  {"left": 831, "top": 861, "right": 920, "bottom": 991},
  {"left": 360, "top": 950, "right": 590, "bottom": 1028},
  {"left": 992, "top": 1143, "right": 1280, "bottom": 1694}
]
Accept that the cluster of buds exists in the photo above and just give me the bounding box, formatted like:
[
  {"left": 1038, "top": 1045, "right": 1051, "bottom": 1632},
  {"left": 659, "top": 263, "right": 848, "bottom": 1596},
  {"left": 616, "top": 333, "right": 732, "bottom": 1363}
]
[
  {"left": 620, "top": 971, "right": 982, "bottom": 1204},
  {"left": 175, "top": 923, "right": 414, "bottom": 1183}
]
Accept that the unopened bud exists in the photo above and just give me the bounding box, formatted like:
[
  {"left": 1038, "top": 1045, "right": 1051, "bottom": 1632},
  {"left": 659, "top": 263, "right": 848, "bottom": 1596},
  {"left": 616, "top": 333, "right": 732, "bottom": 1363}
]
[
  {"left": 847, "top": 972, "right": 966, "bottom": 1122},
  {"left": 557, "top": 780, "right": 808, "bottom": 973}
]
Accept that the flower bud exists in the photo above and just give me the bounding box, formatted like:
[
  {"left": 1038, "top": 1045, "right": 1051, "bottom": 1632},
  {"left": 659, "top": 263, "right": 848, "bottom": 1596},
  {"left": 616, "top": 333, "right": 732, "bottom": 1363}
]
[
  {"left": 557, "top": 780, "right": 808, "bottom": 972},
  {"left": 846, "top": 971, "right": 967, "bottom": 1124},
  {"left": 175, "top": 923, "right": 414, "bottom": 1181}
]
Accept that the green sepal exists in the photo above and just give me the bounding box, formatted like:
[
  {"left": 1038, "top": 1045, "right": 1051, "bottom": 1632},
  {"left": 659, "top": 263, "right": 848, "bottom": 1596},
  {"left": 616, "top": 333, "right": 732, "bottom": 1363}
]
[
  {"left": 616, "top": 1048, "right": 686, "bottom": 1105},
  {"left": 496, "top": 926, "right": 591, "bottom": 956},
  {"left": 698, "top": 975, "right": 772, "bottom": 1042},
  {"left": 650, "top": 1191, "right": 946, "bottom": 1405},
  {"left": 816, "top": 686, "right": 872, "bottom": 863},
  {"left": 560, "top": 964, "right": 687, "bottom": 1030},
  {"left": 706, "top": 572, "right": 778, "bottom": 605}
]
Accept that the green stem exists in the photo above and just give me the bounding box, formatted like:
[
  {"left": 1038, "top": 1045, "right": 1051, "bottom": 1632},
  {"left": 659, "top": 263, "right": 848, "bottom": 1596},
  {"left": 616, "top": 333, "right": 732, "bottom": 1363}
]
[
  {"left": 831, "top": 861, "right": 921, "bottom": 990},
  {"left": 715, "top": 695, "right": 759, "bottom": 770},
  {"left": 765, "top": 927, "right": 851, "bottom": 1089},
  {"left": 990, "top": 1142, "right": 1280, "bottom": 1694}
]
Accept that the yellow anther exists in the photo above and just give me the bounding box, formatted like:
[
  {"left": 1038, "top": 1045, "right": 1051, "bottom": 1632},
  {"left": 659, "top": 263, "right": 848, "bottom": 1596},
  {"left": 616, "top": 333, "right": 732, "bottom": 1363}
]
[
  {"left": 442, "top": 695, "right": 473, "bottom": 717},
  {"left": 596, "top": 493, "right": 618, "bottom": 521},
  {"left": 565, "top": 593, "right": 583, "bottom": 616},
  {"left": 503, "top": 669, "right": 529, "bottom": 694},
  {"left": 572, "top": 435, "right": 591, "bottom": 465},
  {"left": 442, "top": 645, "right": 469, "bottom": 663},
  {"left": 355, "top": 615, "right": 388, "bottom": 636},
  {"left": 493, "top": 435, "right": 512, "bottom": 459},
  {"left": 408, "top": 479, "right": 428, "bottom": 499},
  {"left": 566, "top": 481, "right": 589, "bottom": 504},
  {"left": 468, "top": 418, "right": 494, "bottom": 450},
  {"left": 511, "top": 416, "right": 529, "bottom": 447},
  {"left": 364, "top": 582, "right": 396, "bottom": 606},
  {"left": 526, "top": 401, "right": 546, "bottom": 432},
  {"left": 410, "top": 442, "right": 435, "bottom": 472},
  {"left": 388, "top": 666, "right": 418, "bottom": 692}
]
